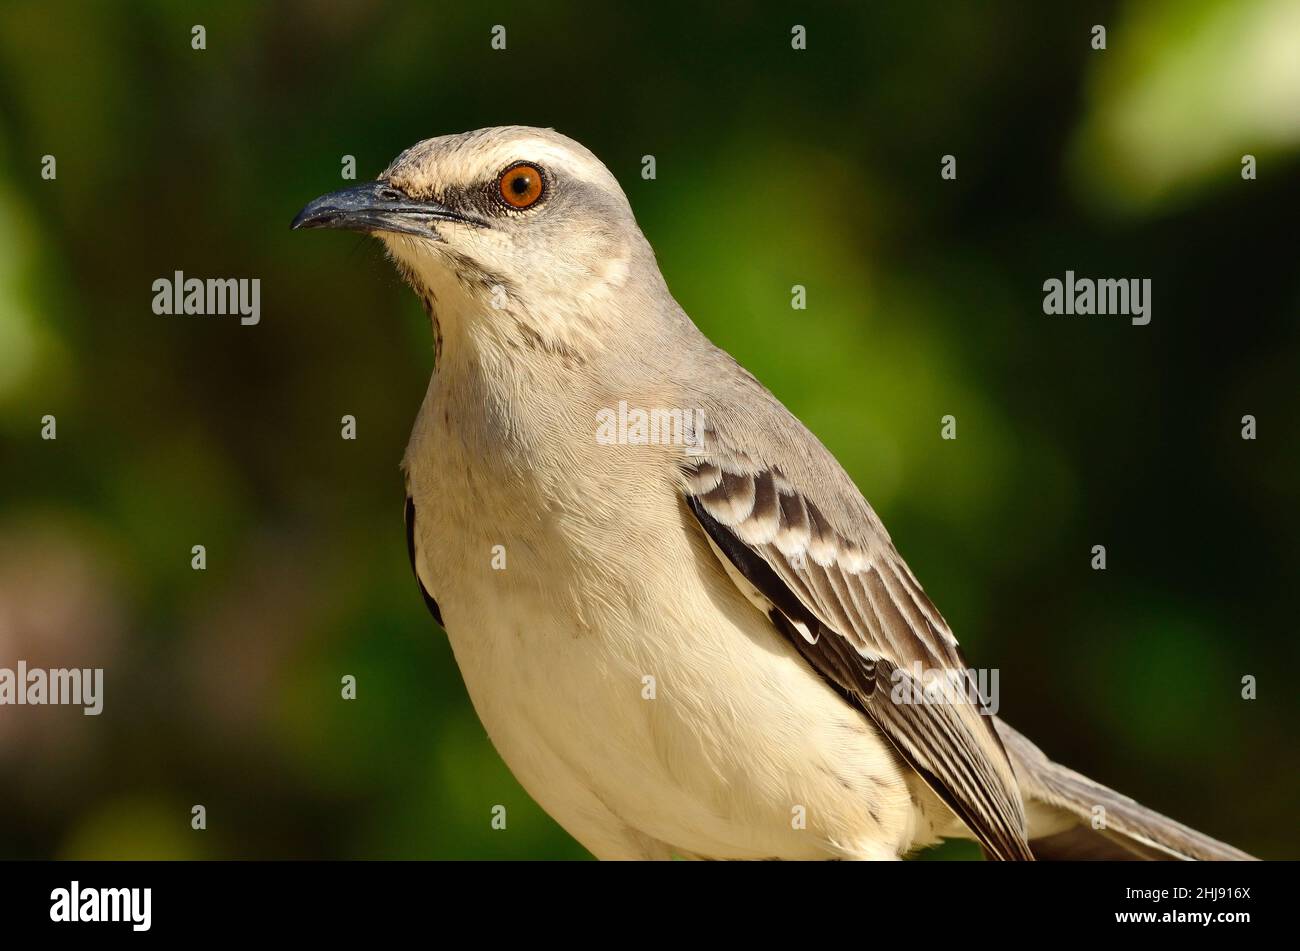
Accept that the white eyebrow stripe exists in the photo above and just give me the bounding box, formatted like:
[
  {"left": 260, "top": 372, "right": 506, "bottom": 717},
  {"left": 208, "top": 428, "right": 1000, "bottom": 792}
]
[{"left": 494, "top": 139, "right": 619, "bottom": 188}]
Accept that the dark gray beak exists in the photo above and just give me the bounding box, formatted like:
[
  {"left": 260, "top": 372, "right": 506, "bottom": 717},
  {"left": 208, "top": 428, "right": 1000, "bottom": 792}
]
[{"left": 291, "top": 181, "right": 475, "bottom": 237}]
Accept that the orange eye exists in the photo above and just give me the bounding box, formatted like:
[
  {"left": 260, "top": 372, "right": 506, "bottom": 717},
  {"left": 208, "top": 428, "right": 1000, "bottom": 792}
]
[{"left": 499, "top": 163, "right": 545, "bottom": 209}]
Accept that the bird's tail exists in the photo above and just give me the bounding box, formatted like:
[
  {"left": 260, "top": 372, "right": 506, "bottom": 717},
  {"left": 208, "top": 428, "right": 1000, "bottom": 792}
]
[{"left": 993, "top": 719, "right": 1255, "bottom": 861}]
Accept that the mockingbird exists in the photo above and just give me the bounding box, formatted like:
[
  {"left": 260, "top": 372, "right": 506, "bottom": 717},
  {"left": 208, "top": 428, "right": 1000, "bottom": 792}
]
[{"left": 293, "top": 126, "right": 1252, "bottom": 860}]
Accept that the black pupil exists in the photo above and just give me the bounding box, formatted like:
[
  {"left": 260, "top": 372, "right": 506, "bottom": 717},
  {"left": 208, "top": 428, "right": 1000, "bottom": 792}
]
[{"left": 510, "top": 172, "right": 532, "bottom": 195}]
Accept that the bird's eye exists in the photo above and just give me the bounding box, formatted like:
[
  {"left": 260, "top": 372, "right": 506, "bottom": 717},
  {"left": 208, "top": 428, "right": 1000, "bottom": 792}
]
[{"left": 498, "top": 163, "right": 545, "bottom": 209}]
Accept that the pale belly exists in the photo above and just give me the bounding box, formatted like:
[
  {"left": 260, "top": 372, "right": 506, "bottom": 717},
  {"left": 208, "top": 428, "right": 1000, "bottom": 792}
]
[
  {"left": 414, "top": 495, "right": 926, "bottom": 860},
  {"left": 403, "top": 383, "right": 936, "bottom": 859}
]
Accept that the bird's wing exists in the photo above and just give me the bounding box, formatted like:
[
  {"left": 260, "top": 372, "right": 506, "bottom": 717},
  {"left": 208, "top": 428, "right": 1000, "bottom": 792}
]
[
  {"left": 681, "top": 419, "right": 1032, "bottom": 860},
  {"left": 404, "top": 495, "right": 444, "bottom": 628}
]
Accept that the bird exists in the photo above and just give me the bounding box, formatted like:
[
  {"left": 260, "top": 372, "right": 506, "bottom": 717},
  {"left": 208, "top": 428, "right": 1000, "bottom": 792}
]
[{"left": 292, "top": 126, "right": 1253, "bottom": 861}]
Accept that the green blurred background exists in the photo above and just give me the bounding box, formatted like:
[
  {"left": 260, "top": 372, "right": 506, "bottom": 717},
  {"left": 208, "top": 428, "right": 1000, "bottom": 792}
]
[{"left": 0, "top": 0, "right": 1296, "bottom": 860}]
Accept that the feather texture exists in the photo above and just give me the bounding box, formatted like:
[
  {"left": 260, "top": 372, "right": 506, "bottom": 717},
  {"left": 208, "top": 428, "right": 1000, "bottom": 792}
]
[{"left": 683, "top": 426, "right": 1033, "bottom": 861}]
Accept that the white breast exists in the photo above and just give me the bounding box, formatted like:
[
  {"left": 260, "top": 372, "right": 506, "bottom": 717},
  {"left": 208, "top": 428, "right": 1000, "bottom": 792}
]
[{"left": 401, "top": 336, "right": 925, "bottom": 859}]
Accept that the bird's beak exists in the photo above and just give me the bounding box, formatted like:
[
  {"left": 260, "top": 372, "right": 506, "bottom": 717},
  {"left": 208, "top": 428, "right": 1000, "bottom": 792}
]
[{"left": 291, "top": 181, "right": 475, "bottom": 237}]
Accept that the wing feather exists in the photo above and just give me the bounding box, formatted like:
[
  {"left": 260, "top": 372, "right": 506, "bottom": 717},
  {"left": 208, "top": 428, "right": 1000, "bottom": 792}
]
[
  {"left": 404, "top": 495, "right": 444, "bottom": 628},
  {"left": 683, "top": 440, "right": 1032, "bottom": 861}
]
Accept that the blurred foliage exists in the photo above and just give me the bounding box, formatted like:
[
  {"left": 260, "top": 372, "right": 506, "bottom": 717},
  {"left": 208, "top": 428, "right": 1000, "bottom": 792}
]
[{"left": 0, "top": 0, "right": 1295, "bottom": 860}]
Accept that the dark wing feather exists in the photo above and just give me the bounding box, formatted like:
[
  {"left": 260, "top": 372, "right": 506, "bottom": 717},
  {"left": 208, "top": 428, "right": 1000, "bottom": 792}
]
[
  {"left": 684, "top": 453, "right": 1032, "bottom": 861},
  {"left": 404, "top": 495, "right": 443, "bottom": 627}
]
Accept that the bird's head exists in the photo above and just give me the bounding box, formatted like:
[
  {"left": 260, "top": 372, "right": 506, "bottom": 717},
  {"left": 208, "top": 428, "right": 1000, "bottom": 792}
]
[{"left": 293, "top": 126, "right": 660, "bottom": 346}]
